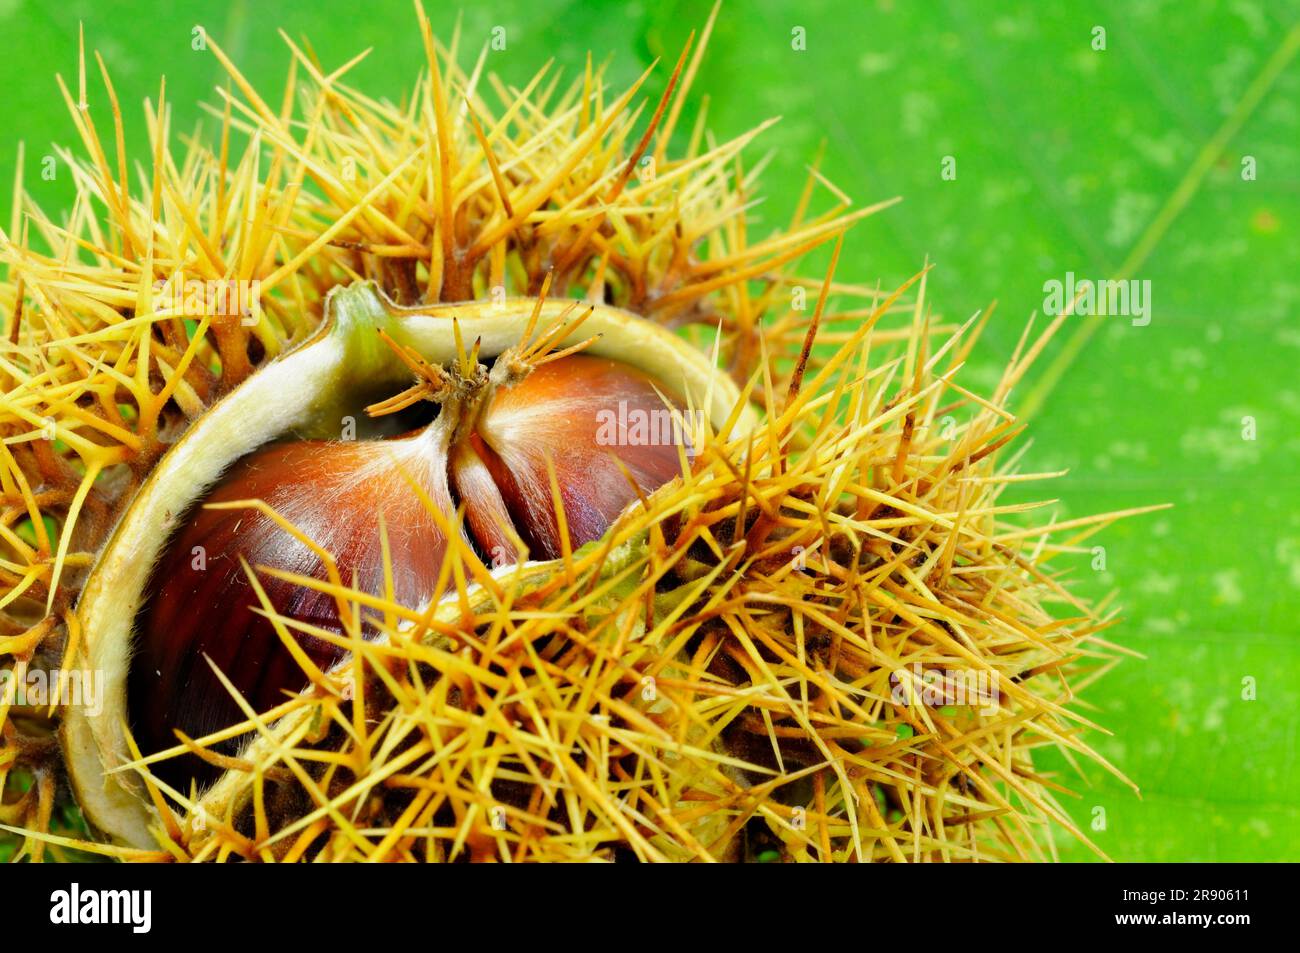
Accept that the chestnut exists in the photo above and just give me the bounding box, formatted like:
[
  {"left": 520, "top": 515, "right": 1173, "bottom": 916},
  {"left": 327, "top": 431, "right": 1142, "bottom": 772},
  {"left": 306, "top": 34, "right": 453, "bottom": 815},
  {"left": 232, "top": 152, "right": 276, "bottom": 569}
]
[
  {"left": 63, "top": 282, "right": 752, "bottom": 847},
  {"left": 130, "top": 353, "right": 690, "bottom": 787}
]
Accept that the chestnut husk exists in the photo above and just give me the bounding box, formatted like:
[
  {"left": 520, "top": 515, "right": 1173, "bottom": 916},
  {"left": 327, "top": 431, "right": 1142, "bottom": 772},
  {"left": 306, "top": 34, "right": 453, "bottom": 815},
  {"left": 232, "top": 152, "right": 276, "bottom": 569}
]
[{"left": 63, "top": 281, "right": 754, "bottom": 848}]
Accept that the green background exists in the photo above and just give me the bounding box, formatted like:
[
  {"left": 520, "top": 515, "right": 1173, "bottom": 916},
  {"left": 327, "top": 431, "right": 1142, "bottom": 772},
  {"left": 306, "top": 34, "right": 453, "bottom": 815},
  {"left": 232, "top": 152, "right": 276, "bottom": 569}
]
[{"left": 2, "top": 0, "right": 1296, "bottom": 861}]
